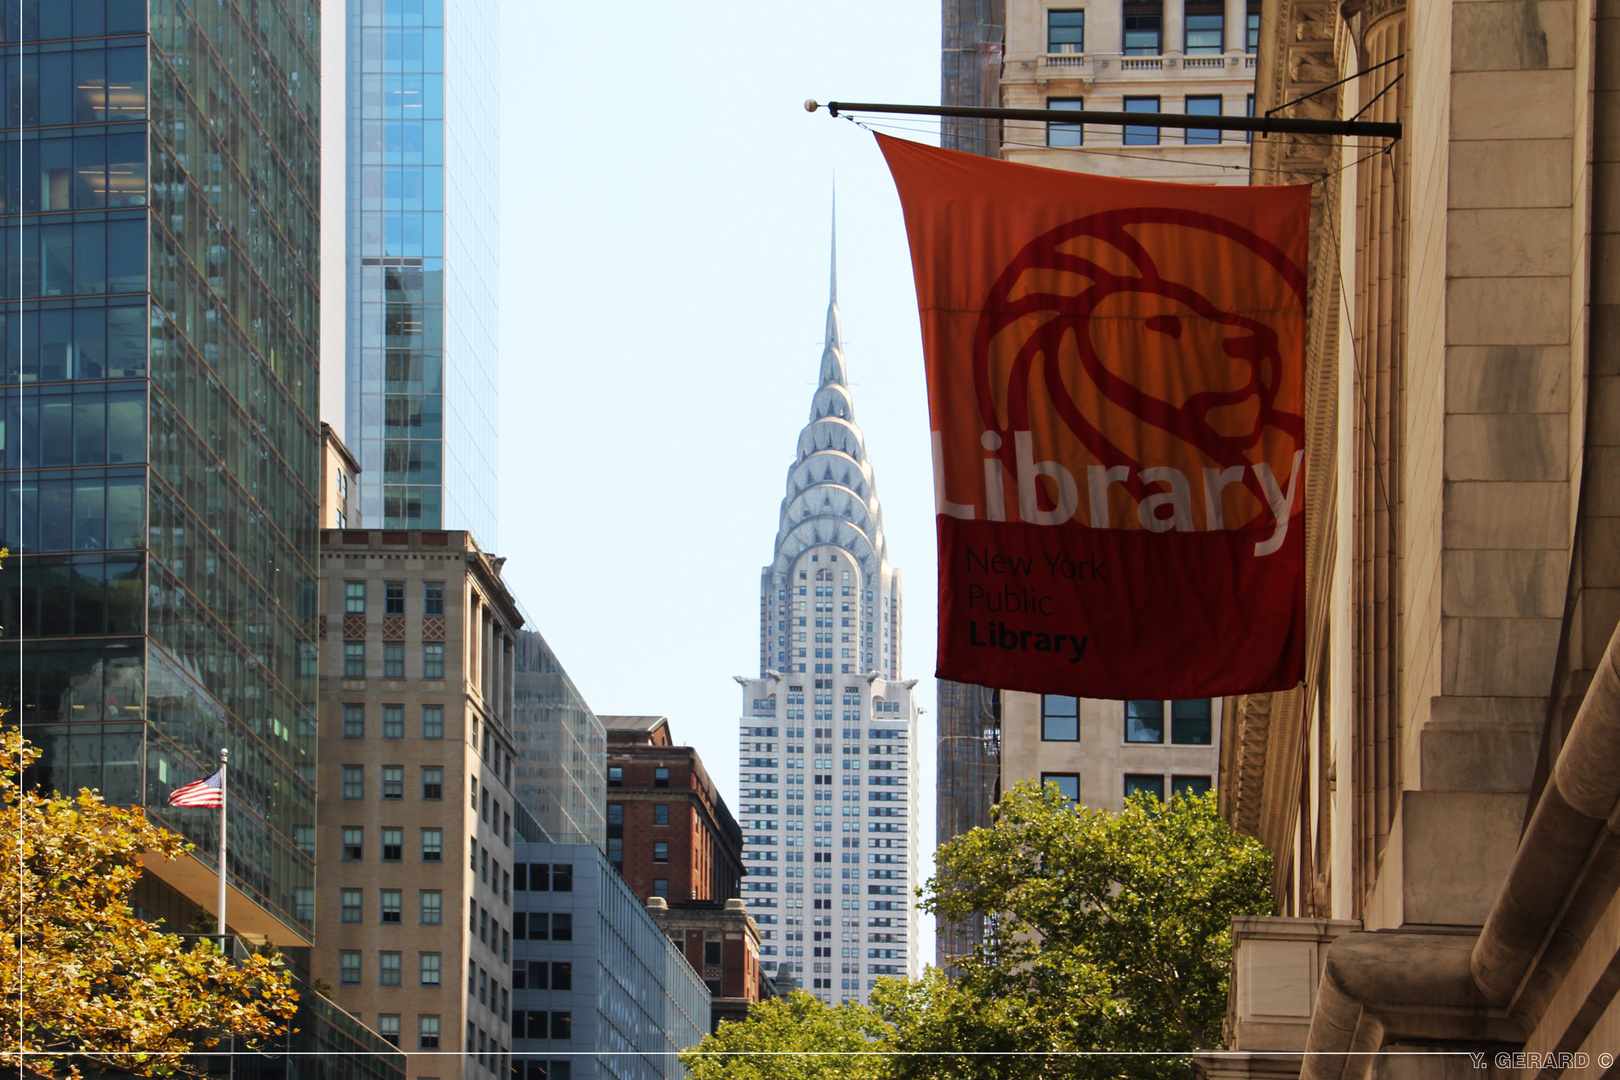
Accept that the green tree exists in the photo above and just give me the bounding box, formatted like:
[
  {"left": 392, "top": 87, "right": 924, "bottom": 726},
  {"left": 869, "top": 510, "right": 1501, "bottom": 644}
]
[
  {"left": 918, "top": 783, "right": 1272, "bottom": 1079},
  {"left": 0, "top": 729, "right": 299, "bottom": 1079},
  {"left": 681, "top": 990, "right": 889, "bottom": 1080}
]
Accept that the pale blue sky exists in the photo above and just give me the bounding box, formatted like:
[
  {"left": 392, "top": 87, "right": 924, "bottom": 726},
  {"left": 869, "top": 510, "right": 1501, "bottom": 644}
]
[{"left": 495, "top": 2, "right": 946, "bottom": 943}]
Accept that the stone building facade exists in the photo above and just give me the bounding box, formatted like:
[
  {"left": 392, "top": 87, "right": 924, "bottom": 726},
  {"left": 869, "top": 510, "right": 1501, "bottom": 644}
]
[
  {"left": 1197, "top": 1, "right": 1620, "bottom": 1077},
  {"left": 999, "top": 0, "right": 1260, "bottom": 182},
  {"left": 998, "top": 692, "right": 1222, "bottom": 811},
  {"left": 314, "top": 529, "right": 522, "bottom": 1080}
]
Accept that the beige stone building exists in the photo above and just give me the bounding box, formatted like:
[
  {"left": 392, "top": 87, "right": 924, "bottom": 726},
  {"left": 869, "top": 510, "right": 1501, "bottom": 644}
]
[
  {"left": 999, "top": 692, "right": 1221, "bottom": 811},
  {"left": 1197, "top": 1, "right": 1620, "bottom": 1076},
  {"left": 314, "top": 529, "right": 522, "bottom": 1080},
  {"left": 999, "top": 0, "right": 1259, "bottom": 183},
  {"left": 323, "top": 423, "right": 362, "bottom": 530}
]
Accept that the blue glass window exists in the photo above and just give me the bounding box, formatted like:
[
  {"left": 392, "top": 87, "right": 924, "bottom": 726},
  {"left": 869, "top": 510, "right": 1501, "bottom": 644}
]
[
  {"left": 1046, "top": 97, "right": 1083, "bottom": 147},
  {"left": 1185, "top": 96, "right": 1222, "bottom": 145},
  {"left": 1124, "top": 97, "right": 1160, "bottom": 145}
]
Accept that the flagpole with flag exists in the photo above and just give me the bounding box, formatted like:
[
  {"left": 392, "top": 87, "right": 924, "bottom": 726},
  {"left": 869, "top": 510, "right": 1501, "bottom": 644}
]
[
  {"left": 166, "top": 749, "right": 229, "bottom": 938},
  {"left": 216, "top": 747, "right": 228, "bottom": 937}
]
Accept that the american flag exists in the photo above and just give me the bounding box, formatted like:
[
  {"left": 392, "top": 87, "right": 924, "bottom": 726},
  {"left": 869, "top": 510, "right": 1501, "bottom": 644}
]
[{"left": 167, "top": 769, "right": 224, "bottom": 808}]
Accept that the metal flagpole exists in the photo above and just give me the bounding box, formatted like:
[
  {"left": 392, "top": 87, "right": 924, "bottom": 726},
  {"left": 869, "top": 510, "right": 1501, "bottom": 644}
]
[{"left": 217, "top": 747, "right": 229, "bottom": 938}]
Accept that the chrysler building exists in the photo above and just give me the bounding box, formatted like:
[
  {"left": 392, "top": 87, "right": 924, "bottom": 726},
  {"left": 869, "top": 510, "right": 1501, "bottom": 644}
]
[{"left": 735, "top": 213, "right": 921, "bottom": 1004}]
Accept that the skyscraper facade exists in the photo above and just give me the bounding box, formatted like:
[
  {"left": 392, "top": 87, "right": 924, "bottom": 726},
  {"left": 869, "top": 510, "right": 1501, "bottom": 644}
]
[
  {"left": 736, "top": 231, "right": 920, "bottom": 1005},
  {"left": 344, "top": 0, "right": 499, "bottom": 542},
  {"left": 1, "top": 0, "right": 322, "bottom": 945}
]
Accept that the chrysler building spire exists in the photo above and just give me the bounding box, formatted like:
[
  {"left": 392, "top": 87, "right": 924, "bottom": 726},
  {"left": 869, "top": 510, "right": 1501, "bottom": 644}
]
[
  {"left": 822, "top": 192, "right": 846, "bottom": 388},
  {"left": 734, "top": 208, "right": 921, "bottom": 1004}
]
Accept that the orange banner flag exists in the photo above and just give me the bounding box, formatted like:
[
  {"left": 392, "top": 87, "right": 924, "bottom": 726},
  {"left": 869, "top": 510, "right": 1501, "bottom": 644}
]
[{"left": 878, "top": 133, "right": 1310, "bottom": 699}]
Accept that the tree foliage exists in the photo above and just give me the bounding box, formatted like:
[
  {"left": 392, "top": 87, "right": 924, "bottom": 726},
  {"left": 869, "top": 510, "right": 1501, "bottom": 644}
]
[
  {"left": 681, "top": 991, "right": 889, "bottom": 1080},
  {"left": 919, "top": 783, "right": 1273, "bottom": 1078},
  {"left": 687, "top": 784, "right": 1270, "bottom": 1080},
  {"left": 0, "top": 729, "right": 299, "bottom": 1079}
]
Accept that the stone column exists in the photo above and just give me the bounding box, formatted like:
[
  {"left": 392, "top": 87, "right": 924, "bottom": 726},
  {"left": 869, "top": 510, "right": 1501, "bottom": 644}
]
[
  {"left": 1225, "top": 0, "right": 1245, "bottom": 52},
  {"left": 1163, "top": 0, "right": 1184, "bottom": 55}
]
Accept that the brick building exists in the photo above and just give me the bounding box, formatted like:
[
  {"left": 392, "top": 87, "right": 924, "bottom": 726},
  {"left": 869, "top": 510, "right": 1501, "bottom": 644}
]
[
  {"left": 602, "top": 715, "right": 761, "bottom": 1029},
  {"left": 602, "top": 715, "right": 742, "bottom": 904}
]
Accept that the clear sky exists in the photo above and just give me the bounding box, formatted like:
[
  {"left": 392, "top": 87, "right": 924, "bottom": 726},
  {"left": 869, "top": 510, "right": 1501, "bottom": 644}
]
[{"left": 494, "top": 2, "right": 946, "bottom": 947}]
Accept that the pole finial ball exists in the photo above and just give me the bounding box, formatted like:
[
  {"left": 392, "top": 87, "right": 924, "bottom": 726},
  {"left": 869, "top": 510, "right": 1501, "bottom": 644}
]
[{"left": 804, "top": 99, "right": 820, "bottom": 113}]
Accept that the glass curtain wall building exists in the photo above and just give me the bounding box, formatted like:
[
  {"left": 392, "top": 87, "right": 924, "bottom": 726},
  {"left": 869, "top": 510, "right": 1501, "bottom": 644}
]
[
  {"left": 344, "top": 0, "right": 498, "bottom": 544},
  {"left": 512, "top": 626, "right": 607, "bottom": 850},
  {"left": 0, "top": 0, "right": 322, "bottom": 942}
]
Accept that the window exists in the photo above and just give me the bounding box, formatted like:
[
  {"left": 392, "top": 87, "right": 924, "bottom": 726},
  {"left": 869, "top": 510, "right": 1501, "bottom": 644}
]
[
  {"left": 1047, "top": 9, "right": 1084, "bottom": 51},
  {"left": 423, "top": 642, "right": 445, "bottom": 679},
  {"left": 653, "top": 841, "right": 669, "bottom": 863},
  {"left": 1041, "top": 695, "right": 1079, "bottom": 740},
  {"left": 381, "top": 890, "right": 403, "bottom": 924},
  {"left": 653, "top": 878, "right": 669, "bottom": 898},
  {"left": 340, "top": 889, "right": 363, "bottom": 923},
  {"left": 383, "top": 643, "right": 405, "bottom": 679},
  {"left": 1185, "top": 95, "right": 1222, "bottom": 144},
  {"left": 1172, "top": 699, "right": 1213, "bottom": 745},
  {"left": 377, "top": 1014, "right": 400, "bottom": 1046},
  {"left": 1184, "top": 3, "right": 1224, "bottom": 54},
  {"left": 1041, "top": 772, "right": 1080, "bottom": 802},
  {"left": 345, "top": 581, "right": 365, "bottom": 614},
  {"left": 1046, "top": 97, "right": 1084, "bottom": 147},
  {"left": 1124, "top": 96, "right": 1160, "bottom": 145},
  {"left": 1246, "top": 92, "right": 1255, "bottom": 143},
  {"left": 654, "top": 767, "right": 670, "bottom": 788},
  {"left": 653, "top": 804, "right": 669, "bottom": 826},
  {"left": 343, "top": 703, "right": 364, "bottom": 738},
  {"left": 1247, "top": 0, "right": 1260, "bottom": 53},
  {"left": 342, "top": 827, "right": 364, "bottom": 861},
  {"left": 340, "top": 951, "right": 361, "bottom": 985},
  {"left": 1122, "top": 0, "right": 1162, "bottom": 54},
  {"left": 342, "top": 766, "right": 364, "bottom": 799},
  {"left": 553, "top": 864, "right": 573, "bottom": 892},
  {"left": 551, "top": 1013, "right": 572, "bottom": 1041},
  {"left": 1125, "top": 700, "right": 1165, "bottom": 742},
  {"left": 607, "top": 805, "right": 623, "bottom": 828},
  {"left": 383, "top": 766, "right": 404, "bottom": 799},
  {"left": 420, "top": 952, "right": 442, "bottom": 986},
  {"left": 382, "top": 704, "right": 404, "bottom": 738},
  {"left": 380, "top": 951, "right": 402, "bottom": 986},
  {"left": 420, "top": 890, "right": 442, "bottom": 925},
  {"left": 343, "top": 642, "right": 365, "bottom": 679},
  {"left": 419, "top": 1015, "right": 441, "bottom": 1050},
  {"left": 607, "top": 767, "right": 622, "bottom": 788},
  {"left": 1125, "top": 774, "right": 1166, "bottom": 801},
  {"left": 552, "top": 913, "right": 573, "bottom": 941},
  {"left": 385, "top": 581, "right": 405, "bottom": 615},
  {"left": 423, "top": 704, "right": 444, "bottom": 739},
  {"left": 1172, "top": 775, "right": 1213, "bottom": 799},
  {"left": 424, "top": 582, "right": 445, "bottom": 615},
  {"left": 382, "top": 828, "right": 403, "bottom": 861},
  {"left": 421, "top": 828, "right": 443, "bottom": 861}
]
